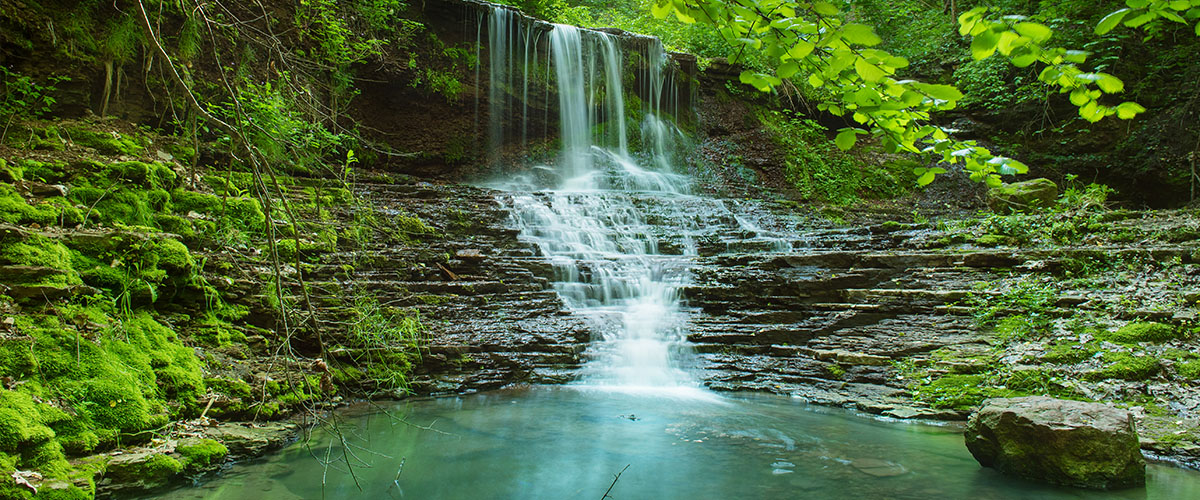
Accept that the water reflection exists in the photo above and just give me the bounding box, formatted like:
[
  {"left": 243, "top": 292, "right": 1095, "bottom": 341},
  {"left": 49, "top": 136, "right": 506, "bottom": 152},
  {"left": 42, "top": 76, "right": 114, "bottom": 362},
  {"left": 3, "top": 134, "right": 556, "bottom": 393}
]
[{"left": 147, "top": 387, "right": 1200, "bottom": 499}]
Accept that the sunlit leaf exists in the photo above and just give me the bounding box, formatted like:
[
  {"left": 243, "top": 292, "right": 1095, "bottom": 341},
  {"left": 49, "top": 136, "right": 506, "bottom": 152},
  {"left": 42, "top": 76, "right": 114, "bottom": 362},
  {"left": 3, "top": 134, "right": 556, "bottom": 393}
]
[
  {"left": 1013, "top": 22, "right": 1053, "bottom": 43},
  {"left": 971, "top": 27, "right": 1000, "bottom": 59},
  {"left": 812, "top": 1, "right": 839, "bottom": 16},
  {"left": 854, "top": 58, "right": 886, "bottom": 82},
  {"left": 1096, "top": 8, "right": 1131, "bottom": 33},
  {"left": 651, "top": 0, "right": 673, "bottom": 19},
  {"left": 842, "top": 24, "right": 882, "bottom": 46},
  {"left": 1115, "top": 101, "right": 1146, "bottom": 119},
  {"left": 1096, "top": 73, "right": 1125, "bottom": 93},
  {"left": 835, "top": 128, "right": 859, "bottom": 150},
  {"left": 787, "top": 40, "right": 815, "bottom": 59},
  {"left": 911, "top": 83, "right": 964, "bottom": 102}
]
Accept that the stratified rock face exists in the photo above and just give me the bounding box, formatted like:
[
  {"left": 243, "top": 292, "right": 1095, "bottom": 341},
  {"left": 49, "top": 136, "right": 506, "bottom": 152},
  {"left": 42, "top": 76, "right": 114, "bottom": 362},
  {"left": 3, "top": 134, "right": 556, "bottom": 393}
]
[
  {"left": 987, "top": 178, "right": 1059, "bottom": 213},
  {"left": 964, "top": 396, "right": 1145, "bottom": 489}
]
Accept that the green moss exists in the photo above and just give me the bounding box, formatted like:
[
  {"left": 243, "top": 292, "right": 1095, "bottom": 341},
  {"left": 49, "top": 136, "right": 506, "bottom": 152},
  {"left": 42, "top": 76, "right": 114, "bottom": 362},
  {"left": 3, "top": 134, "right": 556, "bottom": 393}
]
[
  {"left": 0, "top": 235, "right": 81, "bottom": 286},
  {"left": 81, "top": 378, "right": 152, "bottom": 432},
  {"left": 827, "top": 364, "right": 846, "bottom": 379},
  {"left": 0, "top": 158, "right": 21, "bottom": 182},
  {"left": 65, "top": 126, "right": 144, "bottom": 156},
  {"left": 992, "top": 314, "right": 1048, "bottom": 342},
  {"left": 975, "top": 234, "right": 1006, "bottom": 247},
  {"left": 204, "top": 377, "right": 252, "bottom": 399},
  {"left": 177, "top": 438, "right": 227, "bottom": 469},
  {"left": 1176, "top": 360, "right": 1200, "bottom": 380},
  {"left": 911, "top": 374, "right": 1013, "bottom": 410},
  {"left": 141, "top": 453, "right": 183, "bottom": 478},
  {"left": 331, "top": 366, "right": 364, "bottom": 385},
  {"left": 18, "top": 160, "right": 68, "bottom": 184},
  {"left": 1097, "top": 322, "right": 1183, "bottom": 345},
  {"left": 1039, "top": 342, "right": 1098, "bottom": 364},
  {"left": 1089, "top": 351, "right": 1161, "bottom": 381},
  {"left": 34, "top": 483, "right": 91, "bottom": 500},
  {"left": 0, "top": 184, "right": 76, "bottom": 226}
]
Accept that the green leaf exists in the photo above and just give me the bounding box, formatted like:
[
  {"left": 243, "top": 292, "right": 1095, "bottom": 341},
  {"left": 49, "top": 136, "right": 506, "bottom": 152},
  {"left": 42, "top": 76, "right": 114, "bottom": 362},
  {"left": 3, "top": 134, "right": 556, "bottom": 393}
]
[
  {"left": 787, "top": 40, "right": 815, "bottom": 59},
  {"left": 1013, "top": 22, "right": 1053, "bottom": 43},
  {"left": 911, "top": 83, "right": 964, "bottom": 102},
  {"left": 1069, "top": 89, "right": 1090, "bottom": 106},
  {"left": 778, "top": 61, "right": 800, "bottom": 79},
  {"left": 1063, "top": 50, "right": 1089, "bottom": 63},
  {"left": 971, "top": 28, "right": 1001, "bottom": 59},
  {"left": 1009, "top": 46, "right": 1038, "bottom": 67},
  {"left": 1096, "top": 73, "right": 1125, "bottom": 93},
  {"left": 835, "top": 128, "right": 859, "bottom": 150},
  {"left": 958, "top": 7, "right": 988, "bottom": 35},
  {"left": 1079, "top": 100, "right": 1103, "bottom": 122},
  {"left": 997, "top": 31, "right": 1022, "bottom": 55},
  {"left": 854, "top": 58, "right": 886, "bottom": 82},
  {"left": 808, "top": 73, "right": 824, "bottom": 88},
  {"left": 1169, "top": 0, "right": 1192, "bottom": 10},
  {"left": 1096, "top": 8, "right": 1131, "bottom": 34},
  {"left": 740, "top": 71, "right": 781, "bottom": 92},
  {"left": 651, "top": 0, "right": 673, "bottom": 19},
  {"left": 1162, "top": 11, "right": 1187, "bottom": 23},
  {"left": 916, "top": 168, "right": 945, "bottom": 186},
  {"left": 1115, "top": 101, "right": 1146, "bottom": 119},
  {"left": 1125, "top": 11, "right": 1158, "bottom": 28},
  {"left": 812, "top": 1, "right": 839, "bottom": 16},
  {"left": 1195, "top": 21, "right": 1200, "bottom": 36},
  {"left": 842, "top": 24, "right": 882, "bottom": 46},
  {"left": 899, "top": 90, "right": 924, "bottom": 106}
]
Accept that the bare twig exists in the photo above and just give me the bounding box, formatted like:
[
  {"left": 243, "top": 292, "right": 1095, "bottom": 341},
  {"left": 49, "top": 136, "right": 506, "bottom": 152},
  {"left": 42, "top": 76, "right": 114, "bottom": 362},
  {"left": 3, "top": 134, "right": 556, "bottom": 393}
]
[{"left": 601, "top": 464, "right": 630, "bottom": 499}]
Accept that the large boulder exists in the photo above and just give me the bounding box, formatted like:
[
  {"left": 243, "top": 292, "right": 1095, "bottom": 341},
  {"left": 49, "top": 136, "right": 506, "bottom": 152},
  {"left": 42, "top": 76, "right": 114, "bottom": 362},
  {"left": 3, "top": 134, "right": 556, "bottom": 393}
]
[
  {"left": 964, "top": 396, "right": 1145, "bottom": 489},
  {"left": 987, "top": 178, "right": 1059, "bottom": 213}
]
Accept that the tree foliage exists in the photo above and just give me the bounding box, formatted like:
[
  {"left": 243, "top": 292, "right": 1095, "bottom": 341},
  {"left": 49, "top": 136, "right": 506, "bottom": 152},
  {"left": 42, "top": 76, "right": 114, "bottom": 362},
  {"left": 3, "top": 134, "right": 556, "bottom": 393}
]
[{"left": 651, "top": 0, "right": 1198, "bottom": 186}]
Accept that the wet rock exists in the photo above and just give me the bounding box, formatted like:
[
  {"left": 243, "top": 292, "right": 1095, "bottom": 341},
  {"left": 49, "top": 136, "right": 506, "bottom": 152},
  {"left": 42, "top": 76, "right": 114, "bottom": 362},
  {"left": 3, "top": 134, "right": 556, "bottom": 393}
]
[
  {"left": 203, "top": 421, "right": 298, "bottom": 458},
  {"left": 964, "top": 396, "right": 1145, "bottom": 489},
  {"left": 28, "top": 182, "right": 68, "bottom": 197},
  {"left": 987, "top": 178, "right": 1058, "bottom": 213},
  {"left": 97, "top": 451, "right": 182, "bottom": 495}
]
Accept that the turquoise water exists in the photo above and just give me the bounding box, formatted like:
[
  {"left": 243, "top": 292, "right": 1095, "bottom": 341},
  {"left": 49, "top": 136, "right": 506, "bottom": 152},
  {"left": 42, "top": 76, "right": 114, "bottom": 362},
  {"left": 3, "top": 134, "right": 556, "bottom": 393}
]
[{"left": 152, "top": 387, "right": 1200, "bottom": 499}]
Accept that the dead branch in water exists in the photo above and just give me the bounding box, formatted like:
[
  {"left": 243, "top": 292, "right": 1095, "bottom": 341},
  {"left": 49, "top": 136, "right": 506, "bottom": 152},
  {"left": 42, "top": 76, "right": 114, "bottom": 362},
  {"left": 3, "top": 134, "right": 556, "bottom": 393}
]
[{"left": 601, "top": 464, "right": 631, "bottom": 499}]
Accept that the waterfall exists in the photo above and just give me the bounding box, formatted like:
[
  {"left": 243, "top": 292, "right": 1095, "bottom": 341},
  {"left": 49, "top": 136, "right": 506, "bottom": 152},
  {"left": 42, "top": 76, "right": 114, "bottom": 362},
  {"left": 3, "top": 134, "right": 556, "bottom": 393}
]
[
  {"left": 549, "top": 25, "right": 591, "bottom": 180},
  {"left": 482, "top": 6, "right": 695, "bottom": 391}
]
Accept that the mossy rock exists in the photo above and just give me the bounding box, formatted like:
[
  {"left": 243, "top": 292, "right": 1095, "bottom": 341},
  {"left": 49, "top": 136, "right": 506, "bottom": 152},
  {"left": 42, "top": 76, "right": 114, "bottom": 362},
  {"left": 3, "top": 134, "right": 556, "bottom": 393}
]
[
  {"left": 1039, "top": 342, "right": 1097, "bottom": 364},
  {"left": 965, "top": 397, "right": 1145, "bottom": 489},
  {"left": 1176, "top": 360, "right": 1200, "bottom": 380},
  {"left": 1097, "top": 322, "right": 1183, "bottom": 345},
  {"left": 176, "top": 438, "right": 228, "bottom": 470},
  {"left": 101, "top": 451, "right": 182, "bottom": 492},
  {"left": 975, "top": 234, "right": 1006, "bottom": 247},
  {"left": 987, "top": 178, "right": 1058, "bottom": 214},
  {"left": 1088, "top": 352, "right": 1160, "bottom": 381},
  {"left": 65, "top": 127, "right": 143, "bottom": 156}
]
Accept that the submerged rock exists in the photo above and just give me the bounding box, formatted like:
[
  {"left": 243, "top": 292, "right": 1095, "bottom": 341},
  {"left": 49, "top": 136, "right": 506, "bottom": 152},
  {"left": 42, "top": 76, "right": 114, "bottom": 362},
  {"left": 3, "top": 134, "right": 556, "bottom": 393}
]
[{"left": 964, "top": 396, "right": 1145, "bottom": 489}]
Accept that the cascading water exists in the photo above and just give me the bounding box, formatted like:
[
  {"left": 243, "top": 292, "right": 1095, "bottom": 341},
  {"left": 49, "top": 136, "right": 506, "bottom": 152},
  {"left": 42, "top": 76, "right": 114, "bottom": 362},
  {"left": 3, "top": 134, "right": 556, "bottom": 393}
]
[{"left": 483, "top": 6, "right": 697, "bottom": 391}]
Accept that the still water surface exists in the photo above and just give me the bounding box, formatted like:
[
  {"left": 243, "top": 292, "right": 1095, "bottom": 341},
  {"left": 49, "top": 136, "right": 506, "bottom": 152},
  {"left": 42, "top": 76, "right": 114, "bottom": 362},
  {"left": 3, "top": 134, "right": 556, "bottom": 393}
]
[{"left": 155, "top": 386, "right": 1200, "bottom": 499}]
